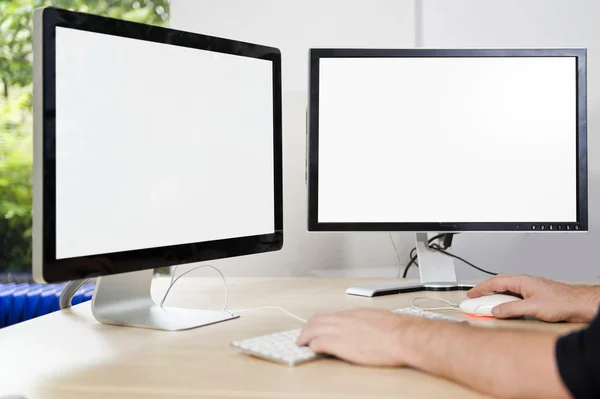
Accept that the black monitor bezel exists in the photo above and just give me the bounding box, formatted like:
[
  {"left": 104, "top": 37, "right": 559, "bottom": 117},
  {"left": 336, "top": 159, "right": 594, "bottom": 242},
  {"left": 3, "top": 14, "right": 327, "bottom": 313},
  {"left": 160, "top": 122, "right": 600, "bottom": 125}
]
[
  {"left": 308, "top": 48, "right": 588, "bottom": 232},
  {"left": 38, "top": 7, "right": 283, "bottom": 282}
]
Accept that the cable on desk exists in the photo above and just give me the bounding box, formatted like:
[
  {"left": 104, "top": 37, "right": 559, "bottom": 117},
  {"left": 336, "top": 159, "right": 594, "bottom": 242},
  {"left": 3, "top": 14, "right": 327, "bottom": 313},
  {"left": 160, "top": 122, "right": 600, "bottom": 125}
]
[
  {"left": 161, "top": 265, "right": 307, "bottom": 324},
  {"left": 410, "top": 296, "right": 459, "bottom": 311},
  {"left": 160, "top": 264, "right": 228, "bottom": 309},
  {"left": 230, "top": 306, "right": 307, "bottom": 324}
]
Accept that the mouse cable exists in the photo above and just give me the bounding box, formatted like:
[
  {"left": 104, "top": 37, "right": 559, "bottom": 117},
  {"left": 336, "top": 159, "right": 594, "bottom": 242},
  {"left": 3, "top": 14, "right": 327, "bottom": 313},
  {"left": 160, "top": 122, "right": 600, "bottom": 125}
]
[
  {"left": 161, "top": 264, "right": 307, "bottom": 323},
  {"left": 410, "top": 296, "right": 459, "bottom": 311},
  {"left": 229, "top": 307, "right": 307, "bottom": 323}
]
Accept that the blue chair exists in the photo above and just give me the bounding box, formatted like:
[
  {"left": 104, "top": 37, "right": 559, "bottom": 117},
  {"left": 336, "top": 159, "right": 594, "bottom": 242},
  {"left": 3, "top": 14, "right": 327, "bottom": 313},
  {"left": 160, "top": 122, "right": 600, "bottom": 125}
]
[
  {"left": 83, "top": 283, "right": 95, "bottom": 292},
  {"left": 68, "top": 283, "right": 95, "bottom": 306},
  {"left": 0, "top": 290, "right": 12, "bottom": 328},
  {"left": 0, "top": 284, "right": 27, "bottom": 328},
  {"left": 7, "top": 286, "right": 29, "bottom": 326},
  {"left": 82, "top": 290, "right": 94, "bottom": 303},
  {"left": 0, "top": 283, "right": 16, "bottom": 292},
  {"left": 0, "top": 283, "right": 97, "bottom": 328},
  {"left": 71, "top": 287, "right": 87, "bottom": 306},
  {"left": 50, "top": 290, "right": 63, "bottom": 312},
  {"left": 0, "top": 283, "right": 19, "bottom": 293},
  {"left": 37, "top": 288, "right": 58, "bottom": 317},
  {"left": 24, "top": 287, "right": 44, "bottom": 321}
]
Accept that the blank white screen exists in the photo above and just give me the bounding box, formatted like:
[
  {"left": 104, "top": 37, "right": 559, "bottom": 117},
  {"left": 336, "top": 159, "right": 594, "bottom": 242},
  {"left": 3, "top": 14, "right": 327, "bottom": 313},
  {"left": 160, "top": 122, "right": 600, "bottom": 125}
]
[
  {"left": 55, "top": 27, "right": 275, "bottom": 259},
  {"left": 318, "top": 57, "right": 578, "bottom": 223}
]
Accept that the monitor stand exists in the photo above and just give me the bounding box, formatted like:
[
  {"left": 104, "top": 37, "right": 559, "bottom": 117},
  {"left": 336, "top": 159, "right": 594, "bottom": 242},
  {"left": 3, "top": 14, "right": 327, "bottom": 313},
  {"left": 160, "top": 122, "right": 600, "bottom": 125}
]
[
  {"left": 345, "top": 233, "right": 475, "bottom": 297},
  {"left": 91, "top": 269, "right": 238, "bottom": 331}
]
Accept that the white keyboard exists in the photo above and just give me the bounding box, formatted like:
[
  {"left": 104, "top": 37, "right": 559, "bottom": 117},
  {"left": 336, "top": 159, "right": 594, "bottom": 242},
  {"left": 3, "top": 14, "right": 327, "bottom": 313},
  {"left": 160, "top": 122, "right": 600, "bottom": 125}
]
[
  {"left": 232, "top": 309, "right": 465, "bottom": 366},
  {"left": 392, "top": 307, "right": 467, "bottom": 322},
  {"left": 232, "top": 329, "right": 324, "bottom": 366}
]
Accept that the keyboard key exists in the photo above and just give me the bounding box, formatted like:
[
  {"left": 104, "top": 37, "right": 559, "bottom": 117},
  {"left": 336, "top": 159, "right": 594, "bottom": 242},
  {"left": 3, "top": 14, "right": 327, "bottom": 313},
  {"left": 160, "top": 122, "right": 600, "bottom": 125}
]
[{"left": 232, "top": 329, "right": 324, "bottom": 366}]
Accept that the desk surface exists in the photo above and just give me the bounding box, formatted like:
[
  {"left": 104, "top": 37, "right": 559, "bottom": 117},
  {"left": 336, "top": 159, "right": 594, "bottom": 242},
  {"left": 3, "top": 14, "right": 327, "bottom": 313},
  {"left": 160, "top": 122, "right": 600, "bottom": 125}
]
[{"left": 0, "top": 277, "right": 586, "bottom": 399}]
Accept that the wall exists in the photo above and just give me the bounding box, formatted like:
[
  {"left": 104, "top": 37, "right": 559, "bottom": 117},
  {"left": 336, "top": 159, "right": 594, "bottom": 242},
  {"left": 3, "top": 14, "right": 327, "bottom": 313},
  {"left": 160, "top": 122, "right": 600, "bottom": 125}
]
[
  {"left": 419, "top": 0, "right": 600, "bottom": 280},
  {"left": 170, "top": 0, "right": 417, "bottom": 277}
]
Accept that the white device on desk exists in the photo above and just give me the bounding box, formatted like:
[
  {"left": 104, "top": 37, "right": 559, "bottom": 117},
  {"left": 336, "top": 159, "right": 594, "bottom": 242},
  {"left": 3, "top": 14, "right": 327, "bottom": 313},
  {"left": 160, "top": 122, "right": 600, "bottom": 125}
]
[
  {"left": 231, "top": 308, "right": 466, "bottom": 366},
  {"left": 307, "top": 48, "right": 588, "bottom": 296},
  {"left": 232, "top": 329, "right": 325, "bottom": 366},
  {"left": 32, "top": 7, "right": 283, "bottom": 331},
  {"left": 459, "top": 294, "right": 522, "bottom": 316}
]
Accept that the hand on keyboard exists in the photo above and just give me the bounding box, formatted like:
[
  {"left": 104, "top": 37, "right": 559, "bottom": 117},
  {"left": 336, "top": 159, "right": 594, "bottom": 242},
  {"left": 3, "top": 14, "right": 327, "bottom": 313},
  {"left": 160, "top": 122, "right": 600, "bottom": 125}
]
[
  {"left": 232, "top": 329, "right": 323, "bottom": 366},
  {"left": 232, "top": 308, "right": 465, "bottom": 366},
  {"left": 297, "top": 308, "right": 424, "bottom": 367}
]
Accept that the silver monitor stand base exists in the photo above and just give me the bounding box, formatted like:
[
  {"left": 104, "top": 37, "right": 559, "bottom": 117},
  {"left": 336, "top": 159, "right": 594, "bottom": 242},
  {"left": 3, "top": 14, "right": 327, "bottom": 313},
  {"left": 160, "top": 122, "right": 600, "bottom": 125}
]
[
  {"left": 346, "top": 233, "right": 476, "bottom": 297},
  {"left": 91, "top": 269, "right": 238, "bottom": 331}
]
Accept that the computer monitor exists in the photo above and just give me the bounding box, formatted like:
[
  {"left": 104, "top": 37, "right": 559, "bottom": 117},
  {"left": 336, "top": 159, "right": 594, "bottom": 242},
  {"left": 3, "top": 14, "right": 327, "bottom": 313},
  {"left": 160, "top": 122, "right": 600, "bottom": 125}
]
[
  {"left": 32, "top": 8, "right": 283, "bottom": 329},
  {"left": 307, "top": 48, "right": 587, "bottom": 296}
]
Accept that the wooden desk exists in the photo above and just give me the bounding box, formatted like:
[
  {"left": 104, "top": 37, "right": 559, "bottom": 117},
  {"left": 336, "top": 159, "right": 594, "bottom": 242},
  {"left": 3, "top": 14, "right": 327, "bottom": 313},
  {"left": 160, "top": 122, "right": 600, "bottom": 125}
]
[{"left": 0, "top": 278, "right": 586, "bottom": 399}]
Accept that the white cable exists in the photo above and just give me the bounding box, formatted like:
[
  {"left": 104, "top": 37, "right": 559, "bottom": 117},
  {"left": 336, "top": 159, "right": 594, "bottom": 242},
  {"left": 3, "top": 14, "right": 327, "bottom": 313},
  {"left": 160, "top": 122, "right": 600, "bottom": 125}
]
[
  {"left": 160, "top": 264, "right": 228, "bottom": 310},
  {"left": 410, "top": 296, "right": 459, "bottom": 311},
  {"left": 389, "top": 233, "right": 403, "bottom": 278},
  {"left": 231, "top": 306, "right": 308, "bottom": 323},
  {"left": 169, "top": 265, "right": 178, "bottom": 288},
  {"left": 59, "top": 278, "right": 90, "bottom": 309},
  {"left": 161, "top": 265, "right": 306, "bottom": 324}
]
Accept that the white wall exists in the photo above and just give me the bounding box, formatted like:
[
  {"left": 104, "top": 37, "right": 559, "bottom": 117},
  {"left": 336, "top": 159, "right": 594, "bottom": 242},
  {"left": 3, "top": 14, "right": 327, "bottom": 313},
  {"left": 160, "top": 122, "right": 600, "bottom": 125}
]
[
  {"left": 170, "top": 0, "right": 417, "bottom": 277},
  {"left": 169, "top": 0, "right": 599, "bottom": 280},
  {"left": 419, "top": 0, "right": 600, "bottom": 280}
]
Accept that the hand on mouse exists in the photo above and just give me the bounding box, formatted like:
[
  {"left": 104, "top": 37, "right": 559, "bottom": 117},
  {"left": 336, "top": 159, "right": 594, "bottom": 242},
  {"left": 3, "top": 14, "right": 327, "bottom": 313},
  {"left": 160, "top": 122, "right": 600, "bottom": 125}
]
[
  {"left": 468, "top": 274, "right": 600, "bottom": 322},
  {"left": 297, "top": 309, "right": 427, "bottom": 367}
]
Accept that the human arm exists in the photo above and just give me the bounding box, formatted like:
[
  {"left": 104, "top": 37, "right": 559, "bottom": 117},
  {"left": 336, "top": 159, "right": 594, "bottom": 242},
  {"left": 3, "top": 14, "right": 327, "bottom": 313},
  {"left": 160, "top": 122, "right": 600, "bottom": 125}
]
[
  {"left": 555, "top": 311, "right": 600, "bottom": 398},
  {"left": 298, "top": 309, "right": 571, "bottom": 399},
  {"left": 467, "top": 275, "right": 600, "bottom": 322},
  {"left": 402, "top": 318, "right": 570, "bottom": 399}
]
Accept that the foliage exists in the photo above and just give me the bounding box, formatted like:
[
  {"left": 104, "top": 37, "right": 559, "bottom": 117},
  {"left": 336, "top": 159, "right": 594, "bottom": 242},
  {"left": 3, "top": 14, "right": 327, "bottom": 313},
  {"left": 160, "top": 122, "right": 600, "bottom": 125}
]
[
  {"left": 0, "top": 0, "right": 169, "bottom": 271},
  {"left": 0, "top": 86, "right": 32, "bottom": 270}
]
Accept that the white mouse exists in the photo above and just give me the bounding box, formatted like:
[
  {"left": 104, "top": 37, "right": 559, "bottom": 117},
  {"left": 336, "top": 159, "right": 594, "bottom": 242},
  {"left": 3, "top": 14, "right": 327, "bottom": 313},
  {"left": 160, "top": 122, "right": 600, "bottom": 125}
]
[{"left": 459, "top": 294, "right": 522, "bottom": 316}]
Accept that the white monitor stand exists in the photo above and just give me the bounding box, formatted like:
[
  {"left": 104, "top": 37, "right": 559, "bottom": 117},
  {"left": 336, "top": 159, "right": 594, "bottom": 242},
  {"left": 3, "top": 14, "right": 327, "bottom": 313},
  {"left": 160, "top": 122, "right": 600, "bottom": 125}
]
[
  {"left": 345, "top": 233, "right": 475, "bottom": 297},
  {"left": 91, "top": 269, "right": 238, "bottom": 331}
]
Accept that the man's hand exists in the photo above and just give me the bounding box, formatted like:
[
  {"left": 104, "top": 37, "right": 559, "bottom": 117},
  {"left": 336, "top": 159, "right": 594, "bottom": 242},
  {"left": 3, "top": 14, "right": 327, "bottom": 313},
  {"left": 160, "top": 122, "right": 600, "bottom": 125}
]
[
  {"left": 297, "top": 309, "right": 421, "bottom": 367},
  {"left": 468, "top": 274, "right": 600, "bottom": 322}
]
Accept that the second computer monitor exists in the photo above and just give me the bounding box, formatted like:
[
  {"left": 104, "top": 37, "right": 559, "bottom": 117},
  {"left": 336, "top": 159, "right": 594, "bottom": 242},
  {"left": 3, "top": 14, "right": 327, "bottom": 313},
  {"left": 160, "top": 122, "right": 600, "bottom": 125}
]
[
  {"left": 308, "top": 48, "right": 587, "bottom": 233},
  {"left": 32, "top": 7, "right": 283, "bottom": 329}
]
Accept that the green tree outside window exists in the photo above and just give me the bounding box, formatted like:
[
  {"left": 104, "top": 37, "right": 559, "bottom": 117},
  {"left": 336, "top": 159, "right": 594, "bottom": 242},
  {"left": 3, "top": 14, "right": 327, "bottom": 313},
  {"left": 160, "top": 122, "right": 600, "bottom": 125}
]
[{"left": 0, "top": 0, "right": 170, "bottom": 273}]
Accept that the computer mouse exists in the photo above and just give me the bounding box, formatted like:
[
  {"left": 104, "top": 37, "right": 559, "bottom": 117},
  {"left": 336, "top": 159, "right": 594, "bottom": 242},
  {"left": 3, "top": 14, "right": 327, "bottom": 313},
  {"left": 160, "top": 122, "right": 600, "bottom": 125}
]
[{"left": 459, "top": 294, "right": 522, "bottom": 317}]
